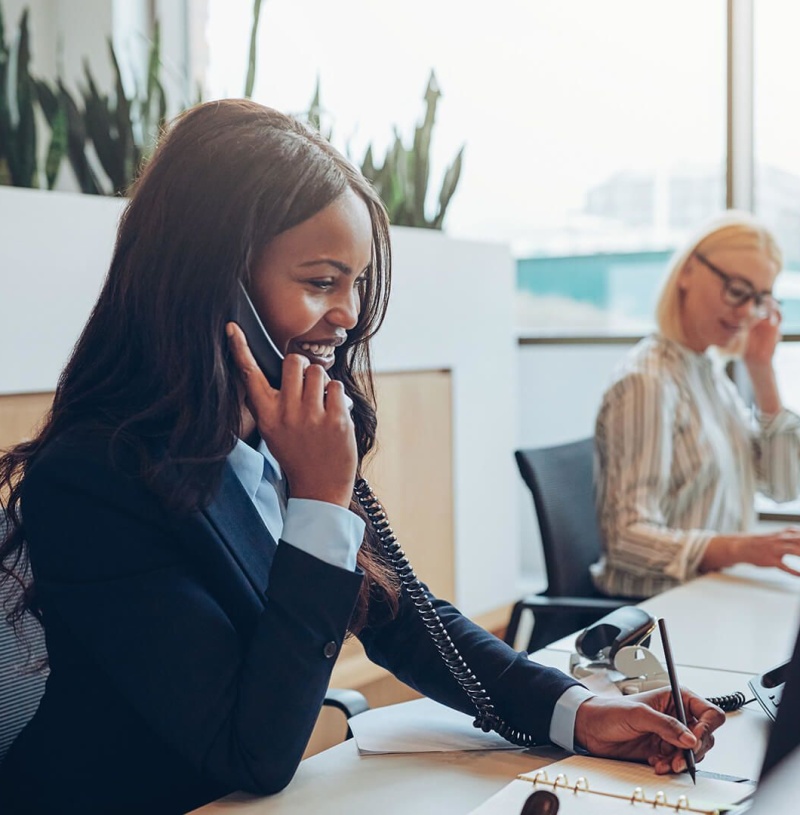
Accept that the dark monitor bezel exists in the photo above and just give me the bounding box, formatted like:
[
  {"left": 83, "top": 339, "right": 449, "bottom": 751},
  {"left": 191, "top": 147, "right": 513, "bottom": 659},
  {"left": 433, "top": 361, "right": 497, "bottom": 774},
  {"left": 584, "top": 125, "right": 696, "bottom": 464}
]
[{"left": 759, "top": 618, "right": 800, "bottom": 780}]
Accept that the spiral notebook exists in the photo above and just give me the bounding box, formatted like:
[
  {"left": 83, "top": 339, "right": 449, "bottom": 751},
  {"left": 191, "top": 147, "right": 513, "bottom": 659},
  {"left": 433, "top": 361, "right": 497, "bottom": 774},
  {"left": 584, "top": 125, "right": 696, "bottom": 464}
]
[{"left": 469, "top": 756, "right": 755, "bottom": 814}]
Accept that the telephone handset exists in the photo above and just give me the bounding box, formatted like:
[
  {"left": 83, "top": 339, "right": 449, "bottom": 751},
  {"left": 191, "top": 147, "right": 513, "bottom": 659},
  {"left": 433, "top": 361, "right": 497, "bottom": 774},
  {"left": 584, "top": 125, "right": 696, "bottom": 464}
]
[
  {"left": 570, "top": 610, "right": 749, "bottom": 713},
  {"left": 232, "top": 282, "right": 284, "bottom": 389},
  {"left": 230, "top": 280, "right": 537, "bottom": 746},
  {"left": 748, "top": 659, "right": 789, "bottom": 721}
]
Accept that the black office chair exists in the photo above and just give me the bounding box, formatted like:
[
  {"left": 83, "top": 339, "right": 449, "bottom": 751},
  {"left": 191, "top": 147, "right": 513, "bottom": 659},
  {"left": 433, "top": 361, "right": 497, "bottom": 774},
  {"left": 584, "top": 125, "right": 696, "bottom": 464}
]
[
  {"left": 0, "top": 508, "right": 49, "bottom": 762},
  {"left": 0, "top": 511, "right": 368, "bottom": 761},
  {"left": 322, "top": 687, "right": 370, "bottom": 739},
  {"left": 505, "top": 438, "right": 630, "bottom": 654}
]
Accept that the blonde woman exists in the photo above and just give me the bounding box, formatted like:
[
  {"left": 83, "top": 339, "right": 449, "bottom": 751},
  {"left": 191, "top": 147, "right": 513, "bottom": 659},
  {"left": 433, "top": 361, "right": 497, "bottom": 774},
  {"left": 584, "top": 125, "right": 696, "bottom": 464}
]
[{"left": 592, "top": 211, "right": 800, "bottom": 599}]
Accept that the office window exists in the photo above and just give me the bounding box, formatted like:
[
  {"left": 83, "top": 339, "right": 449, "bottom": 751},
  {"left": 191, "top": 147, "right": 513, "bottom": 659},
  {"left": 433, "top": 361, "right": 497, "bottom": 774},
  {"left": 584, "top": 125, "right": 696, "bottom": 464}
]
[
  {"left": 754, "top": 4, "right": 800, "bottom": 326},
  {"left": 203, "top": 1, "right": 726, "bottom": 334},
  {"left": 753, "top": 4, "right": 800, "bottom": 413}
]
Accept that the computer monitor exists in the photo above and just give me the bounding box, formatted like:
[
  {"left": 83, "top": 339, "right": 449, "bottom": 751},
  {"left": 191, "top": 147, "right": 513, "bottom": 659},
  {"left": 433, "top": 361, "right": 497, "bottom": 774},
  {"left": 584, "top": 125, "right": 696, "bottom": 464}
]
[{"left": 759, "top": 617, "right": 800, "bottom": 780}]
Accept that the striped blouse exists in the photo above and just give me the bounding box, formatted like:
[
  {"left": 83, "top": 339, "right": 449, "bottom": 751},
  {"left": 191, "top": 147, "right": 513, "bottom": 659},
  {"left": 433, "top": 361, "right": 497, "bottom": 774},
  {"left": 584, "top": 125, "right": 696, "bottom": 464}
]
[{"left": 591, "top": 333, "right": 800, "bottom": 599}]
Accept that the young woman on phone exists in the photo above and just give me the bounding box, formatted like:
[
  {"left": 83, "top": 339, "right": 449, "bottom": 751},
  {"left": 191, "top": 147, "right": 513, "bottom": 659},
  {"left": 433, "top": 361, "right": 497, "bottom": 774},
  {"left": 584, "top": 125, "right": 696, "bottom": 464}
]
[{"left": 0, "top": 100, "right": 723, "bottom": 815}]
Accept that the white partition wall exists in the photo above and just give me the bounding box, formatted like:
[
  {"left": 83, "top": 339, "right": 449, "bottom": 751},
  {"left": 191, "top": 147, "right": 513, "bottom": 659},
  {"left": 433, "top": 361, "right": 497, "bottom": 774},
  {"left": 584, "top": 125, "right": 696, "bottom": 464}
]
[
  {"left": 374, "top": 227, "right": 519, "bottom": 616},
  {"left": 515, "top": 341, "right": 636, "bottom": 584},
  {"left": 0, "top": 189, "right": 126, "bottom": 393}
]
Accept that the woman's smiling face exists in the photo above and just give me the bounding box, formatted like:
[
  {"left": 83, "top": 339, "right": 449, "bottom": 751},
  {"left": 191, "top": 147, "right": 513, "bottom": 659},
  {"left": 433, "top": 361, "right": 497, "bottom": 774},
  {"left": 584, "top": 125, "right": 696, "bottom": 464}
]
[
  {"left": 678, "top": 247, "right": 779, "bottom": 353},
  {"left": 250, "top": 189, "right": 373, "bottom": 371}
]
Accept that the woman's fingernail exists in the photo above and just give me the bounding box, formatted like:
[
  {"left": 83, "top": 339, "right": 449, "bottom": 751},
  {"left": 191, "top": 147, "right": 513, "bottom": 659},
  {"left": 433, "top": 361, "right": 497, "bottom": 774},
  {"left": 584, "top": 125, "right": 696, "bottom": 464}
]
[{"left": 226, "top": 323, "right": 235, "bottom": 338}]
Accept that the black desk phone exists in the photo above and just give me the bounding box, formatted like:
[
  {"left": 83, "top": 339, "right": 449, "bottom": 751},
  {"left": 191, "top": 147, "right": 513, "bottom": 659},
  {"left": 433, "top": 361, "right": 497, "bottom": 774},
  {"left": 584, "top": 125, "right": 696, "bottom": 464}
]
[
  {"left": 748, "top": 659, "right": 790, "bottom": 721},
  {"left": 230, "top": 283, "right": 538, "bottom": 746}
]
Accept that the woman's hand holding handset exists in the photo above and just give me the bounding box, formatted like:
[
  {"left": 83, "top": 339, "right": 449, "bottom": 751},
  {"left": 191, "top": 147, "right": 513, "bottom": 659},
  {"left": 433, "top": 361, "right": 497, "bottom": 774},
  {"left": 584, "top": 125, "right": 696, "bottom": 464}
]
[
  {"left": 743, "top": 301, "right": 783, "bottom": 416},
  {"left": 226, "top": 322, "right": 357, "bottom": 508},
  {"left": 744, "top": 300, "right": 782, "bottom": 369}
]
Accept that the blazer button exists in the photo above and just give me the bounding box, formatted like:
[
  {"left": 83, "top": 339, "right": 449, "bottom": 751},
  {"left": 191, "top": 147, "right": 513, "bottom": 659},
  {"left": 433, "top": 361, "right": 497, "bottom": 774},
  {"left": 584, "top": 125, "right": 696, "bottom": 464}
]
[{"left": 323, "top": 641, "right": 338, "bottom": 659}]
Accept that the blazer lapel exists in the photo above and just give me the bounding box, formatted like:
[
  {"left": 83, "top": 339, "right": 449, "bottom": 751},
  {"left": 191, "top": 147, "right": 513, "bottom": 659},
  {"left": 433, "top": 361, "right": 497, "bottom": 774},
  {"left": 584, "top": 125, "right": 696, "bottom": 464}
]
[
  {"left": 203, "top": 462, "right": 277, "bottom": 599},
  {"left": 170, "top": 462, "right": 278, "bottom": 632}
]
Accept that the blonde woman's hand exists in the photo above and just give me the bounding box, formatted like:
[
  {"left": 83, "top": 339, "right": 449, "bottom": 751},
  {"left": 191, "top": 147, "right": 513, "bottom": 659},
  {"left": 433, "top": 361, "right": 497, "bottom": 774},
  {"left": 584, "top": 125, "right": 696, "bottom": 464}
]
[
  {"left": 743, "top": 301, "right": 781, "bottom": 370},
  {"left": 734, "top": 527, "right": 800, "bottom": 576},
  {"left": 227, "top": 322, "right": 357, "bottom": 508},
  {"left": 702, "top": 528, "right": 800, "bottom": 575}
]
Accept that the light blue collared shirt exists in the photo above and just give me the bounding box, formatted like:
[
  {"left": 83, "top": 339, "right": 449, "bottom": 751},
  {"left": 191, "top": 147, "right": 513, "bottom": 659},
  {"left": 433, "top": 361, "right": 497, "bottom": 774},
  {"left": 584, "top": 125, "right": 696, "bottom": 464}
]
[
  {"left": 226, "top": 437, "right": 592, "bottom": 751},
  {"left": 227, "top": 437, "right": 365, "bottom": 571}
]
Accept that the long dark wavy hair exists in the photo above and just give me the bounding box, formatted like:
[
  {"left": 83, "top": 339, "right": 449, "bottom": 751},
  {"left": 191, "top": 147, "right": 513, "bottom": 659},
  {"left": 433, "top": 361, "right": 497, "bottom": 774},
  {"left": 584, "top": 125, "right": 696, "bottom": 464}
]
[{"left": 0, "top": 99, "right": 399, "bottom": 634}]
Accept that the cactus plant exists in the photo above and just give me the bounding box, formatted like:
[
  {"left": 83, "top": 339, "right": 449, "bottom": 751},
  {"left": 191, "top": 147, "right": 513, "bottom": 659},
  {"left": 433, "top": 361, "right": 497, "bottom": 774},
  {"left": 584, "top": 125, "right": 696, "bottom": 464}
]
[
  {"left": 360, "top": 71, "right": 464, "bottom": 230},
  {"left": 0, "top": 6, "right": 39, "bottom": 187},
  {"left": 0, "top": 0, "right": 467, "bottom": 224},
  {"left": 81, "top": 23, "right": 167, "bottom": 195},
  {"left": 304, "top": 70, "right": 464, "bottom": 231}
]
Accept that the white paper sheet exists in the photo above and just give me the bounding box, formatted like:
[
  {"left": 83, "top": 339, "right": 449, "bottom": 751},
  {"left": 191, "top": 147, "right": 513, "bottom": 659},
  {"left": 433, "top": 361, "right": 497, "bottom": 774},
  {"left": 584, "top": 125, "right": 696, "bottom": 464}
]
[{"left": 348, "top": 697, "right": 520, "bottom": 754}]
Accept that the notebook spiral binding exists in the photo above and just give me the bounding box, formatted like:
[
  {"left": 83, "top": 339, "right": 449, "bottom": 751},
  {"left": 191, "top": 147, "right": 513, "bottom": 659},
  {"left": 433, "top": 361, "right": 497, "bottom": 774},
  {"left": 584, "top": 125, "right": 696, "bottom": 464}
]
[{"left": 522, "top": 769, "right": 725, "bottom": 814}]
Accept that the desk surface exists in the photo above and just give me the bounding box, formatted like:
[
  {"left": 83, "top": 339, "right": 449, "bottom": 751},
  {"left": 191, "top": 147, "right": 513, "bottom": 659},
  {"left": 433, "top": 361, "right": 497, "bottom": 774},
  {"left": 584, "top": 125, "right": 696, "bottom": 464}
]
[
  {"left": 547, "top": 565, "right": 800, "bottom": 675},
  {"left": 192, "top": 659, "right": 771, "bottom": 814},
  {"left": 192, "top": 564, "right": 793, "bottom": 814},
  {"left": 190, "top": 742, "right": 550, "bottom": 815}
]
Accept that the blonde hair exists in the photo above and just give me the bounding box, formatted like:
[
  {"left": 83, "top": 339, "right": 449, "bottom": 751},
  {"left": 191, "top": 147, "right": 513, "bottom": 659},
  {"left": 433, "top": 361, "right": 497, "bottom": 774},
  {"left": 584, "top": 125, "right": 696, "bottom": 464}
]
[{"left": 656, "top": 210, "right": 782, "bottom": 350}]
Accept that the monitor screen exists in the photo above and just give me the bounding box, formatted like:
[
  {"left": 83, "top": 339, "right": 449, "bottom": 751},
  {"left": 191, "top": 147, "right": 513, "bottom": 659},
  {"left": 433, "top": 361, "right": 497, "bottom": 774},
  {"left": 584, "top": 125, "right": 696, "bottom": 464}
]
[{"left": 759, "top": 618, "right": 800, "bottom": 780}]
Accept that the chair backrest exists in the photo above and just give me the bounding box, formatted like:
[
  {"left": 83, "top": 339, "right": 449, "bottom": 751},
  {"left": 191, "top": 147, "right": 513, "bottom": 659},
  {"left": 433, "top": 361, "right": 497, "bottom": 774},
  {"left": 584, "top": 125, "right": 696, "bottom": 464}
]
[
  {"left": 0, "top": 512, "right": 48, "bottom": 763},
  {"left": 515, "top": 438, "right": 601, "bottom": 599}
]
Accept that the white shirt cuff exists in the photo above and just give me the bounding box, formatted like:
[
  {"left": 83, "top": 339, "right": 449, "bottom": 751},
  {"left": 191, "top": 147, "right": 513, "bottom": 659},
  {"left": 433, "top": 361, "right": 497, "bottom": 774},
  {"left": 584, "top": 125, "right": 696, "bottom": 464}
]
[
  {"left": 549, "top": 685, "right": 595, "bottom": 751},
  {"left": 281, "top": 498, "right": 365, "bottom": 571}
]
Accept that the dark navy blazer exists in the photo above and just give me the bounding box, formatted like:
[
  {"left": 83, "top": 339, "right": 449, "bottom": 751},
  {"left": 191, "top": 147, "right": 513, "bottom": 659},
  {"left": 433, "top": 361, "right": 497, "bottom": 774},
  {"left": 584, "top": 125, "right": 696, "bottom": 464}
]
[{"left": 0, "top": 431, "right": 579, "bottom": 814}]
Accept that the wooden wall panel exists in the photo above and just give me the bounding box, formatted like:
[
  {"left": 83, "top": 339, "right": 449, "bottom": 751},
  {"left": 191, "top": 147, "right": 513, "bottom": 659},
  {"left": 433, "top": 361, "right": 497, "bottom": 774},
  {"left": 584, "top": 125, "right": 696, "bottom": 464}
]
[
  {"left": 0, "top": 392, "right": 53, "bottom": 451},
  {"left": 363, "top": 370, "right": 454, "bottom": 600}
]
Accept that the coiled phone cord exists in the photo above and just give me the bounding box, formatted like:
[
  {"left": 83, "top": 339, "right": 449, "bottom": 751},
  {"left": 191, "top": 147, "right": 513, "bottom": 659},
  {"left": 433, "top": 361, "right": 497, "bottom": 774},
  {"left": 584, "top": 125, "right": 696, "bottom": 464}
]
[
  {"left": 354, "top": 478, "right": 536, "bottom": 747},
  {"left": 706, "top": 691, "right": 750, "bottom": 712}
]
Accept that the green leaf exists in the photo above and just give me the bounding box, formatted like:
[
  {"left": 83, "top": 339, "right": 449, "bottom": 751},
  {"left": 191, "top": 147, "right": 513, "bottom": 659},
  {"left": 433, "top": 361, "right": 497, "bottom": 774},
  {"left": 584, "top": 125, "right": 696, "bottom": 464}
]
[
  {"left": 14, "top": 9, "right": 38, "bottom": 187},
  {"left": 0, "top": 58, "right": 11, "bottom": 173},
  {"left": 44, "top": 104, "right": 67, "bottom": 189},
  {"left": 244, "top": 0, "right": 265, "bottom": 98},
  {"left": 432, "top": 145, "right": 464, "bottom": 230},
  {"left": 361, "top": 145, "right": 376, "bottom": 180},
  {"left": 411, "top": 70, "right": 440, "bottom": 225},
  {"left": 0, "top": 3, "right": 11, "bottom": 174},
  {"left": 108, "top": 39, "right": 137, "bottom": 193},
  {"left": 35, "top": 79, "right": 59, "bottom": 123},
  {"left": 308, "top": 74, "right": 322, "bottom": 131},
  {"left": 82, "top": 59, "right": 124, "bottom": 191},
  {"left": 59, "top": 79, "right": 102, "bottom": 194}
]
